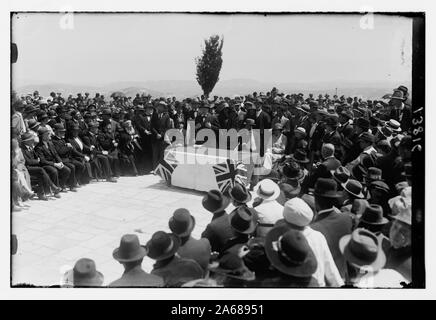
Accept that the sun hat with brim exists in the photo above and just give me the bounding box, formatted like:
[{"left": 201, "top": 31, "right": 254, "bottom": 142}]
[
  {"left": 113, "top": 234, "right": 148, "bottom": 263},
  {"left": 281, "top": 161, "right": 304, "bottom": 181},
  {"left": 339, "top": 228, "right": 386, "bottom": 272},
  {"left": 202, "top": 189, "right": 231, "bottom": 214},
  {"left": 341, "top": 179, "right": 365, "bottom": 199},
  {"left": 265, "top": 226, "right": 317, "bottom": 278},
  {"left": 146, "top": 231, "right": 180, "bottom": 261},
  {"left": 314, "top": 178, "right": 342, "bottom": 198},
  {"left": 20, "top": 132, "right": 35, "bottom": 143},
  {"left": 168, "top": 208, "right": 196, "bottom": 237},
  {"left": 254, "top": 179, "right": 281, "bottom": 201},
  {"left": 63, "top": 258, "right": 104, "bottom": 287},
  {"left": 24, "top": 105, "right": 38, "bottom": 114},
  {"left": 389, "top": 197, "right": 411, "bottom": 225},
  {"left": 27, "top": 119, "right": 40, "bottom": 131},
  {"left": 228, "top": 183, "right": 252, "bottom": 204},
  {"left": 358, "top": 132, "right": 375, "bottom": 144},
  {"left": 360, "top": 204, "right": 388, "bottom": 225},
  {"left": 330, "top": 166, "right": 351, "bottom": 185},
  {"left": 282, "top": 197, "right": 314, "bottom": 227},
  {"left": 209, "top": 253, "right": 255, "bottom": 281},
  {"left": 229, "top": 206, "right": 257, "bottom": 234}
]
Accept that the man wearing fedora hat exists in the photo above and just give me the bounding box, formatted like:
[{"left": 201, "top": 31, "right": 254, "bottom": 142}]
[
  {"left": 310, "top": 178, "right": 352, "bottom": 278},
  {"left": 148, "top": 231, "right": 203, "bottom": 287},
  {"left": 274, "top": 198, "right": 343, "bottom": 287},
  {"left": 35, "top": 127, "right": 74, "bottom": 192},
  {"left": 340, "top": 228, "right": 406, "bottom": 287},
  {"left": 151, "top": 101, "right": 174, "bottom": 170},
  {"left": 200, "top": 190, "right": 236, "bottom": 254},
  {"left": 227, "top": 182, "right": 252, "bottom": 208},
  {"left": 307, "top": 143, "right": 341, "bottom": 189},
  {"left": 51, "top": 123, "right": 85, "bottom": 188},
  {"left": 21, "top": 131, "right": 63, "bottom": 200},
  {"left": 82, "top": 121, "right": 118, "bottom": 182},
  {"left": 109, "top": 234, "right": 164, "bottom": 287},
  {"left": 357, "top": 204, "right": 388, "bottom": 235},
  {"left": 133, "top": 103, "right": 154, "bottom": 174},
  {"left": 223, "top": 206, "right": 258, "bottom": 253},
  {"left": 252, "top": 179, "right": 283, "bottom": 238},
  {"left": 169, "top": 209, "right": 211, "bottom": 272},
  {"left": 262, "top": 227, "right": 319, "bottom": 287},
  {"left": 63, "top": 258, "right": 104, "bottom": 287},
  {"left": 389, "top": 89, "right": 411, "bottom": 133}
]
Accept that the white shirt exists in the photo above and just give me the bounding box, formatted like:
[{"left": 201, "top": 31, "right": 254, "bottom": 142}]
[
  {"left": 254, "top": 200, "right": 284, "bottom": 238},
  {"left": 303, "top": 227, "right": 344, "bottom": 287},
  {"left": 356, "top": 269, "right": 407, "bottom": 288},
  {"left": 74, "top": 137, "right": 84, "bottom": 151}
]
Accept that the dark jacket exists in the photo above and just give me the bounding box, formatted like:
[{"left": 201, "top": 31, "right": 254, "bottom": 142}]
[
  {"left": 21, "top": 145, "right": 41, "bottom": 167},
  {"left": 177, "top": 237, "right": 212, "bottom": 272},
  {"left": 51, "top": 135, "right": 83, "bottom": 162},
  {"left": 310, "top": 206, "right": 353, "bottom": 278},
  {"left": 35, "top": 141, "right": 62, "bottom": 166},
  {"left": 201, "top": 212, "right": 237, "bottom": 254},
  {"left": 255, "top": 111, "right": 272, "bottom": 130},
  {"left": 151, "top": 256, "right": 204, "bottom": 287},
  {"left": 109, "top": 266, "right": 164, "bottom": 287}
]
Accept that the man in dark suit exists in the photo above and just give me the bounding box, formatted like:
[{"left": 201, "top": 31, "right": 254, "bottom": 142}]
[
  {"left": 322, "top": 116, "right": 343, "bottom": 160},
  {"left": 20, "top": 132, "right": 61, "bottom": 200},
  {"left": 151, "top": 102, "right": 173, "bottom": 170},
  {"left": 389, "top": 90, "right": 412, "bottom": 133},
  {"left": 51, "top": 123, "right": 84, "bottom": 187},
  {"left": 310, "top": 178, "right": 353, "bottom": 278},
  {"left": 109, "top": 234, "right": 164, "bottom": 287},
  {"left": 82, "top": 122, "right": 117, "bottom": 182},
  {"left": 68, "top": 124, "right": 97, "bottom": 183},
  {"left": 148, "top": 231, "right": 204, "bottom": 287},
  {"left": 133, "top": 104, "right": 154, "bottom": 173},
  {"left": 200, "top": 190, "right": 236, "bottom": 254},
  {"left": 169, "top": 209, "right": 211, "bottom": 273},
  {"left": 307, "top": 143, "right": 341, "bottom": 189},
  {"left": 35, "top": 127, "right": 74, "bottom": 192}
]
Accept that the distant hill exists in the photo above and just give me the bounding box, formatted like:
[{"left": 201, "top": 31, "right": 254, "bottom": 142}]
[{"left": 15, "top": 79, "right": 411, "bottom": 100}]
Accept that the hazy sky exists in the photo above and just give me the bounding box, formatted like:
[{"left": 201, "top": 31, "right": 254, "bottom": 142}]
[{"left": 12, "top": 13, "right": 412, "bottom": 87}]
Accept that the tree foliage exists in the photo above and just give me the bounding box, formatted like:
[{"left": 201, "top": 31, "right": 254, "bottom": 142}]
[{"left": 195, "top": 35, "right": 224, "bottom": 98}]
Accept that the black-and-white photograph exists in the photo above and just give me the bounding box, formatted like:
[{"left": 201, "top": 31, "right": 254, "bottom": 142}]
[{"left": 9, "top": 9, "right": 424, "bottom": 291}]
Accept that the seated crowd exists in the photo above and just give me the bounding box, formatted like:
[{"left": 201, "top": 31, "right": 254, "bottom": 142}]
[{"left": 11, "top": 86, "right": 413, "bottom": 287}]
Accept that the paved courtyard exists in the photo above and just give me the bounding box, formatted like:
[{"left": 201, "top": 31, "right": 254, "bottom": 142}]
[{"left": 12, "top": 174, "right": 219, "bottom": 287}]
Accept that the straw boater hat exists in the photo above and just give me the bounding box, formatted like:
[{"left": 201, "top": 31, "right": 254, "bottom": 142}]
[
  {"left": 265, "top": 226, "right": 317, "bottom": 278},
  {"left": 253, "top": 179, "right": 281, "bottom": 201},
  {"left": 339, "top": 228, "right": 386, "bottom": 272}
]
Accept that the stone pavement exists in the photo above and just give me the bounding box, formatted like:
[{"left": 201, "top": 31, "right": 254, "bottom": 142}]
[{"left": 11, "top": 174, "right": 218, "bottom": 287}]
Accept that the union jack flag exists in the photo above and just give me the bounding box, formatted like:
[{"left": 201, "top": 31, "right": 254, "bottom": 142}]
[
  {"left": 212, "top": 159, "right": 238, "bottom": 193},
  {"left": 155, "top": 159, "right": 177, "bottom": 184}
]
